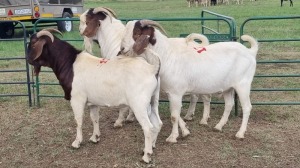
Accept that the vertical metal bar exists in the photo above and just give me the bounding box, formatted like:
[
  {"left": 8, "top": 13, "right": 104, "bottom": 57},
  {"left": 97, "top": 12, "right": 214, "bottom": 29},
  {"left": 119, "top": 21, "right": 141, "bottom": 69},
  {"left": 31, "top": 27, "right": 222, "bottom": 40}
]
[
  {"left": 21, "top": 21, "right": 33, "bottom": 107},
  {"left": 36, "top": 75, "right": 40, "bottom": 107}
]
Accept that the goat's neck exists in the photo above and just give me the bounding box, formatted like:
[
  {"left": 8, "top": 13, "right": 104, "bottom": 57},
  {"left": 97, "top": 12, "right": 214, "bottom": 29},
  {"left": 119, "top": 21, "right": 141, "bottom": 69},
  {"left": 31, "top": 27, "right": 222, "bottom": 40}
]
[
  {"left": 97, "top": 18, "right": 125, "bottom": 58},
  {"left": 151, "top": 32, "right": 179, "bottom": 72},
  {"left": 47, "top": 44, "right": 79, "bottom": 100}
]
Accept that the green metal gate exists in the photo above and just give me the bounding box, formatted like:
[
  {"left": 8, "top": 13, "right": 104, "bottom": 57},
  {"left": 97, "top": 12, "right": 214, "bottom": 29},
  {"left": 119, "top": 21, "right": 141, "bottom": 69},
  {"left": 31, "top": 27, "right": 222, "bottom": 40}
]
[
  {"left": 0, "top": 20, "right": 32, "bottom": 106},
  {"left": 240, "top": 16, "right": 300, "bottom": 107}
]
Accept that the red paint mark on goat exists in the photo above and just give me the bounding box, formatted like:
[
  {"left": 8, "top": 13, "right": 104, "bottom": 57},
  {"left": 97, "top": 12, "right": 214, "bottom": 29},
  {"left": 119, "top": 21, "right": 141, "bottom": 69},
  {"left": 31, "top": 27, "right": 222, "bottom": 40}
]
[
  {"left": 194, "top": 47, "right": 206, "bottom": 54},
  {"left": 99, "top": 58, "right": 109, "bottom": 64}
]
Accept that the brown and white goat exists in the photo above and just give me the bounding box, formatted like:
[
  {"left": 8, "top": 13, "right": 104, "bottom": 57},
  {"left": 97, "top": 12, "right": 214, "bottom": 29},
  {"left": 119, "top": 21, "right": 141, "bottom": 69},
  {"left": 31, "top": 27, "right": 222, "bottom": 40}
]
[
  {"left": 27, "top": 29, "right": 162, "bottom": 163},
  {"left": 79, "top": 7, "right": 137, "bottom": 128},
  {"left": 120, "top": 20, "right": 258, "bottom": 143},
  {"left": 79, "top": 7, "right": 214, "bottom": 127}
]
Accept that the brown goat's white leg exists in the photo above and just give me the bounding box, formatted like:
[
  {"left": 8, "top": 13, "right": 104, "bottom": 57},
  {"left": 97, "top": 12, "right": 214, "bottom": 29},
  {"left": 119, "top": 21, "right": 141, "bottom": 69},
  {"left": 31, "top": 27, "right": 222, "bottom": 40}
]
[
  {"left": 166, "top": 94, "right": 183, "bottom": 143},
  {"left": 214, "top": 89, "right": 234, "bottom": 131},
  {"left": 71, "top": 99, "right": 86, "bottom": 148},
  {"left": 114, "top": 106, "right": 129, "bottom": 128},
  {"left": 199, "top": 94, "right": 211, "bottom": 125},
  {"left": 89, "top": 105, "right": 101, "bottom": 143},
  {"left": 184, "top": 94, "right": 198, "bottom": 121}
]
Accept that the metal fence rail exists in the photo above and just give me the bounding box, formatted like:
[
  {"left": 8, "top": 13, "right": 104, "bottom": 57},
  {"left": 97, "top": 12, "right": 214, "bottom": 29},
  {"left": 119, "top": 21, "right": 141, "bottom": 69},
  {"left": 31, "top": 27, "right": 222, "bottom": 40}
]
[
  {"left": 0, "top": 20, "right": 32, "bottom": 106},
  {"left": 32, "top": 16, "right": 236, "bottom": 107},
  {"left": 240, "top": 16, "right": 300, "bottom": 107},
  {"left": 2, "top": 11, "right": 299, "bottom": 118}
]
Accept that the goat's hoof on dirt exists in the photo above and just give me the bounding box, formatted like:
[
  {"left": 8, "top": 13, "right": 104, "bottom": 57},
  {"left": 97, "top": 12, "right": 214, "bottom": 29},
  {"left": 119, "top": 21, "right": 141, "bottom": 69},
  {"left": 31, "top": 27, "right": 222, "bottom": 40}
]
[
  {"left": 166, "top": 135, "right": 178, "bottom": 143},
  {"left": 113, "top": 122, "right": 123, "bottom": 128},
  {"left": 213, "top": 126, "right": 222, "bottom": 132},
  {"left": 142, "top": 154, "right": 152, "bottom": 164},
  {"left": 182, "top": 129, "right": 190, "bottom": 137},
  {"left": 71, "top": 141, "right": 81, "bottom": 148},
  {"left": 125, "top": 118, "right": 135, "bottom": 123},
  {"left": 184, "top": 115, "right": 193, "bottom": 121},
  {"left": 199, "top": 120, "right": 208, "bottom": 125},
  {"left": 89, "top": 136, "right": 100, "bottom": 144},
  {"left": 235, "top": 132, "right": 245, "bottom": 139}
]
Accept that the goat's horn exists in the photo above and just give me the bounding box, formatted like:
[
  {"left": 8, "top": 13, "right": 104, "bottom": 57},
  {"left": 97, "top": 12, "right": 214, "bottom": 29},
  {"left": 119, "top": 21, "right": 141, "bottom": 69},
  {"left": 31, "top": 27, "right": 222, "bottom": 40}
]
[
  {"left": 36, "top": 30, "right": 54, "bottom": 42},
  {"left": 139, "top": 20, "right": 168, "bottom": 36},
  {"left": 41, "top": 28, "right": 63, "bottom": 37},
  {"left": 93, "top": 7, "right": 113, "bottom": 22},
  {"left": 102, "top": 7, "right": 117, "bottom": 18}
]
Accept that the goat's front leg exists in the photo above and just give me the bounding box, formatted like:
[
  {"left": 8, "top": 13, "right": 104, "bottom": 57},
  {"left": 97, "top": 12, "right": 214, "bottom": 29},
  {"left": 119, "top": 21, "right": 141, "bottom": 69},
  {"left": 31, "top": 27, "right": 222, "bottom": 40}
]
[
  {"left": 166, "top": 94, "right": 183, "bottom": 143},
  {"left": 71, "top": 99, "right": 86, "bottom": 148},
  {"left": 89, "top": 105, "right": 100, "bottom": 143}
]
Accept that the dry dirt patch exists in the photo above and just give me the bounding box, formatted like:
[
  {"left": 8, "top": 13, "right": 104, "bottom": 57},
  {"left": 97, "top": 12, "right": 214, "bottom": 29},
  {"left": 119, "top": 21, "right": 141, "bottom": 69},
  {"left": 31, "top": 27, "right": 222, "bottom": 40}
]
[{"left": 0, "top": 98, "right": 300, "bottom": 168}]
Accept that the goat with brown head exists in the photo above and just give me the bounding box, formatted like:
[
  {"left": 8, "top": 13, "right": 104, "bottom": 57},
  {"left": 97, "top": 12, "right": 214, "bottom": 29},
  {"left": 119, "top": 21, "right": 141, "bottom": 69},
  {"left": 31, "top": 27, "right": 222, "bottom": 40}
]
[
  {"left": 27, "top": 29, "right": 80, "bottom": 100},
  {"left": 132, "top": 20, "right": 167, "bottom": 46},
  {"left": 79, "top": 7, "right": 116, "bottom": 38}
]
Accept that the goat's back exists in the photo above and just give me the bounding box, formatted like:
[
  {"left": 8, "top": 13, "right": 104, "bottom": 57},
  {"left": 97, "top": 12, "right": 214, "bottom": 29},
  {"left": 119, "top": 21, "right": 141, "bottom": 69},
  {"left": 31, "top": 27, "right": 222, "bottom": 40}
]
[{"left": 71, "top": 52, "right": 158, "bottom": 106}]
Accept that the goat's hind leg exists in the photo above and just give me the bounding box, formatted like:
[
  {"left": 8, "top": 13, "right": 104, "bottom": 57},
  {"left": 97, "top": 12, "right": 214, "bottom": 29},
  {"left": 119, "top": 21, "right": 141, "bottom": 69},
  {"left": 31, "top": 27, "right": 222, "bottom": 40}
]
[
  {"left": 125, "top": 109, "right": 136, "bottom": 122},
  {"left": 89, "top": 105, "right": 101, "bottom": 143},
  {"left": 131, "top": 105, "right": 154, "bottom": 163},
  {"left": 184, "top": 94, "right": 198, "bottom": 121},
  {"left": 235, "top": 85, "right": 252, "bottom": 139},
  {"left": 71, "top": 98, "right": 86, "bottom": 148},
  {"left": 114, "top": 106, "right": 130, "bottom": 128},
  {"left": 166, "top": 94, "right": 190, "bottom": 143},
  {"left": 214, "top": 89, "right": 235, "bottom": 131},
  {"left": 199, "top": 94, "right": 211, "bottom": 125}
]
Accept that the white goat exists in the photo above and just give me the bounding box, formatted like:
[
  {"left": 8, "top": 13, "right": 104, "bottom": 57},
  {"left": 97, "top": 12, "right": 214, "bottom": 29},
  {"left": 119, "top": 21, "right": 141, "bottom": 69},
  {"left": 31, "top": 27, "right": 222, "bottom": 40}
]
[
  {"left": 79, "top": 7, "right": 136, "bottom": 127},
  {"left": 79, "top": 7, "right": 213, "bottom": 127},
  {"left": 27, "top": 29, "right": 162, "bottom": 163},
  {"left": 120, "top": 20, "right": 258, "bottom": 143}
]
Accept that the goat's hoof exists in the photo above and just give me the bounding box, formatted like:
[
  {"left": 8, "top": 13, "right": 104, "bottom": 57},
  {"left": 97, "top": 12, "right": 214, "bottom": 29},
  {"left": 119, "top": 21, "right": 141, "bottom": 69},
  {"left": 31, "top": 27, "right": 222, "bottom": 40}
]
[
  {"left": 199, "top": 120, "right": 208, "bottom": 125},
  {"left": 183, "top": 115, "right": 193, "bottom": 121},
  {"left": 213, "top": 125, "right": 223, "bottom": 132},
  {"left": 89, "top": 136, "right": 100, "bottom": 144},
  {"left": 182, "top": 129, "right": 190, "bottom": 137},
  {"left": 235, "top": 132, "right": 245, "bottom": 139},
  {"left": 166, "top": 135, "right": 178, "bottom": 143},
  {"left": 125, "top": 118, "right": 135, "bottom": 123},
  {"left": 71, "top": 141, "right": 81, "bottom": 148},
  {"left": 142, "top": 153, "right": 152, "bottom": 164},
  {"left": 113, "top": 122, "right": 123, "bottom": 128}
]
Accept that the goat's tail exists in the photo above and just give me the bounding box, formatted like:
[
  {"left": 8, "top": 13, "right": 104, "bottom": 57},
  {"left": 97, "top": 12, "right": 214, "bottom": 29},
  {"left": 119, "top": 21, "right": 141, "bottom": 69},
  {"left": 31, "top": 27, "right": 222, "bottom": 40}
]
[
  {"left": 241, "top": 35, "right": 259, "bottom": 57},
  {"left": 143, "top": 48, "right": 161, "bottom": 78},
  {"left": 186, "top": 33, "right": 210, "bottom": 46}
]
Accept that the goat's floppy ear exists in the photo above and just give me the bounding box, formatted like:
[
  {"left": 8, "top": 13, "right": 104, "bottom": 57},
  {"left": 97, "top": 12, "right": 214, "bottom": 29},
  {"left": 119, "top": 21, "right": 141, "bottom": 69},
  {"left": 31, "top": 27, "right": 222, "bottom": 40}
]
[
  {"left": 83, "top": 19, "right": 100, "bottom": 37},
  {"left": 133, "top": 35, "right": 150, "bottom": 55},
  {"left": 31, "top": 38, "right": 47, "bottom": 61}
]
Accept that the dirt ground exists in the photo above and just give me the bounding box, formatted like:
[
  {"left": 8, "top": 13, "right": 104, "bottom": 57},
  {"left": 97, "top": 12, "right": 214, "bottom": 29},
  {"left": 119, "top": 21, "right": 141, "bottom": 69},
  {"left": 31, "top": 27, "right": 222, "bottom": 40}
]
[{"left": 1, "top": 97, "right": 300, "bottom": 168}]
